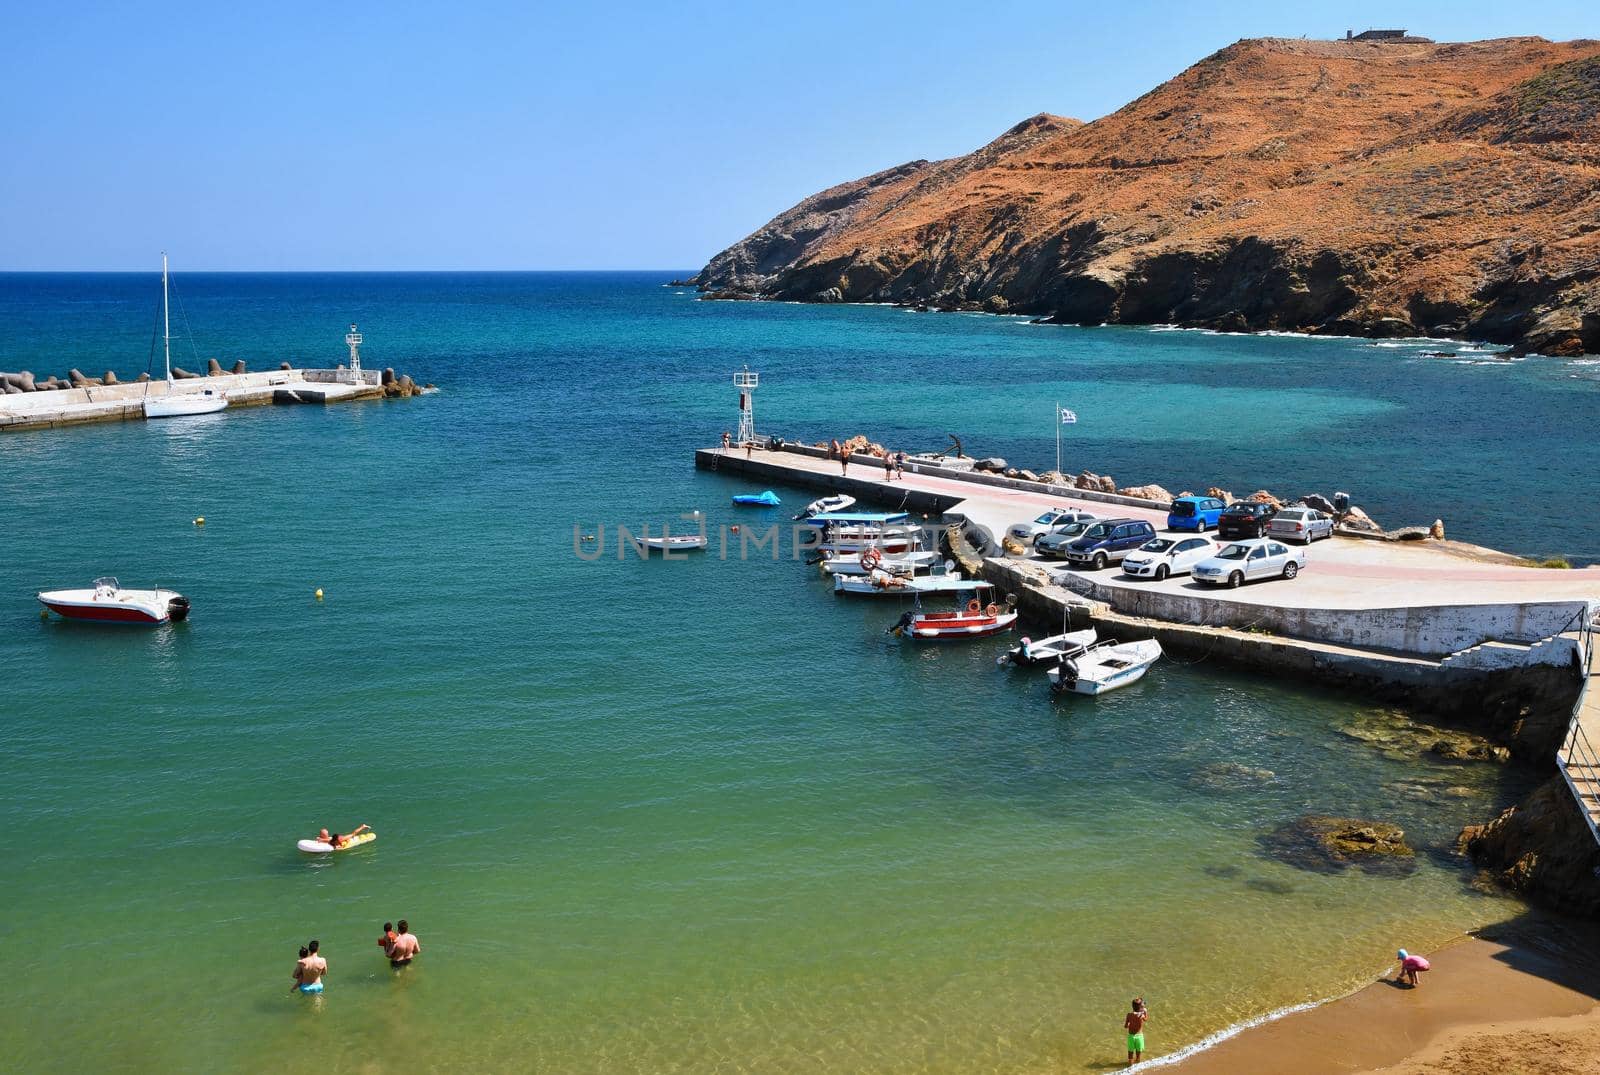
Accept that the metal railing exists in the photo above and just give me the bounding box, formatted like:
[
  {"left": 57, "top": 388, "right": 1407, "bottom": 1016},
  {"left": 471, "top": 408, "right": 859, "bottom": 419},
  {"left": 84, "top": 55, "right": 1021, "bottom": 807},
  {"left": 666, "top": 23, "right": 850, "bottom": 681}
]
[{"left": 1556, "top": 602, "right": 1600, "bottom": 846}]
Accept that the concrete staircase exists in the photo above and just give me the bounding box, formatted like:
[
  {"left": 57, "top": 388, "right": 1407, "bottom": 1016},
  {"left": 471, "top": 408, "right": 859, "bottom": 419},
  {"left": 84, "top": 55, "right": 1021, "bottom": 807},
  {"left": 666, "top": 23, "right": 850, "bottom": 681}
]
[{"left": 1440, "top": 631, "right": 1581, "bottom": 671}]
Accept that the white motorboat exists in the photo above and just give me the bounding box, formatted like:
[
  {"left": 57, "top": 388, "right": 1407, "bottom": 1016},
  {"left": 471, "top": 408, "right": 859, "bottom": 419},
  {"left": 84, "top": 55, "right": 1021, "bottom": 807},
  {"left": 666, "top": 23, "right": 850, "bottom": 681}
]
[
  {"left": 37, "top": 576, "right": 191, "bottom": 625},
  {"left": 998, "top": 627, "right": 1097, "bottom": 668},
  {"left": 1047, "top": 638, "right": 1162, "bottom": 695},
  {"left": 143, "top": 253, "right": 228, "bottom": 419},
  {"left": 793, "top": 493, "right": 856, "bottom": 521},
  {"left": 804, "top": 512, "right": 923, "bottom": 556},
  {"left": 637, "top": 534, "right": 707, "bottom": 553},
  {"left": 820, "top": 549, "right": 943, "bottom": 577}
]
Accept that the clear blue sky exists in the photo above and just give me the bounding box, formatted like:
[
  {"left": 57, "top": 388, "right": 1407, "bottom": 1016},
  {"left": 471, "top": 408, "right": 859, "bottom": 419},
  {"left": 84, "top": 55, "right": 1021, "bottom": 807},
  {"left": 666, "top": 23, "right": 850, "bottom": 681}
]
[{"left": 2, "top": 1, "right": 1593, "bottom": 270}]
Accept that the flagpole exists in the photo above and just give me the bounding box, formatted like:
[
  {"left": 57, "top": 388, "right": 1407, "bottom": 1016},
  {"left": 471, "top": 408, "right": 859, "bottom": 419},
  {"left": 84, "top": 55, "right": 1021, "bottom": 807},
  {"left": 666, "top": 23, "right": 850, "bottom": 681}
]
[{"left": 1055, "top": 399, "right": 1061, "bottom": 477}]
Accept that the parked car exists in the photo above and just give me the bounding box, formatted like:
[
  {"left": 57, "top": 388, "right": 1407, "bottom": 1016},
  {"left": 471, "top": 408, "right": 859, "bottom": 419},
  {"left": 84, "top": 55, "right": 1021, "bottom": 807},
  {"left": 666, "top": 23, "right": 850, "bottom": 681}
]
[
  {"left": 1034, "top": 520, "right": 1096, "bottom": 560},
  {"left": 1121, "top": 536, "right": 1218, "bottom": 580},
  {"left": 1217, "top": 501, "right": 1277, "bottom": 539},
  {"left": 1192, "top": 539, "right": 1306, "bottom": 588},
  {"left": 1007, "top": 508, "right": 1090, "bottom": 546},
  {"left": 1062, "top": 518, "right": 1159, "bottom": 570},
  {"left": 1166, "top": 496, "right": 1226, "bottom": 532},
  {"left": 1267, "top": 506, "right": 1335, "bottom": 544}
]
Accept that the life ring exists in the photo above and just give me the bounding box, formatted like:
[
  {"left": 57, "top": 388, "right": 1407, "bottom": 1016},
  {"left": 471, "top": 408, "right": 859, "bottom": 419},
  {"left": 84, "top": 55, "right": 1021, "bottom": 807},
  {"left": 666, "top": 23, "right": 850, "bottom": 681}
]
[
  {"left": 860, "top": 549, "right": 882, "bottom": 569},
  {"left": 985, "top": 603, "right": 999, "bottom": 617},
  {"left": 966, "top": 599, "right": 981, "bottom": 614}
]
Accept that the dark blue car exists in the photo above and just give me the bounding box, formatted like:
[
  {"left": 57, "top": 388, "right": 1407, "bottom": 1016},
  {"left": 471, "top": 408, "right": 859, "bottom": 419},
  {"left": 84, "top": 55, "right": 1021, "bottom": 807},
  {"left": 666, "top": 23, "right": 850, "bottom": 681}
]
[{"left": 1167, "top": 495, "right": 1225, "bottom": 532}]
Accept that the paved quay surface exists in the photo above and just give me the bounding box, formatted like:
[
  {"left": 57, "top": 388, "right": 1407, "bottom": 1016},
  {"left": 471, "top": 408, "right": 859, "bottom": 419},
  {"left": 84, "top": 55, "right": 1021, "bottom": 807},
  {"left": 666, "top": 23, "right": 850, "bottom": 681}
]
[{"left": 711, "top": 445, "right": 1600, "bottom": 612}]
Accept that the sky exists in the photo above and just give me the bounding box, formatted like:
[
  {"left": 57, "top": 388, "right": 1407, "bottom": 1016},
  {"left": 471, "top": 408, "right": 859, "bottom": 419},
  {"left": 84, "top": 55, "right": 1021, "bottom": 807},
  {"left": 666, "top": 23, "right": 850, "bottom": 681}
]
[{"left": 1, "top": 1, "right": 1595, "bottom": 271}]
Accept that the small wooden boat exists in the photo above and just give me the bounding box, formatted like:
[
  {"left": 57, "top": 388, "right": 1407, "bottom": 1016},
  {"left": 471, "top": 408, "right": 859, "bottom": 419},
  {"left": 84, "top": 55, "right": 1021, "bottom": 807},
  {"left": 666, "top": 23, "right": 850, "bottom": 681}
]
[
  {"left": 37, "top": 576, "right": 191, "bottom": 625},
  {"left": 733, "top": 490, "right": 781, "bottom": 506},
  {"left": 998, "top": 627, "right": 1097, "bottom": 667},
  {"left": 794, "top": 493, "right": 856, "bottom": 521},
  {"left": 637, "top": 534, "right": 708, "bottom": 553},
  {"left": 1048, "top": 639, "right": 1162, "bottom": 695},
  {"left": 888, "top": 582, "right": 1017, "bottom": 640}
]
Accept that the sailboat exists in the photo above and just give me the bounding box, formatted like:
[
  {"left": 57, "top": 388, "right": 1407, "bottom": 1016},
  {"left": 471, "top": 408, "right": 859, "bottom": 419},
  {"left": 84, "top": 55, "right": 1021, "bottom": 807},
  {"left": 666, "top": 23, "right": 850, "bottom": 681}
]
[{"left": 143, "top": 253, "right": 228, "bottom": 419}]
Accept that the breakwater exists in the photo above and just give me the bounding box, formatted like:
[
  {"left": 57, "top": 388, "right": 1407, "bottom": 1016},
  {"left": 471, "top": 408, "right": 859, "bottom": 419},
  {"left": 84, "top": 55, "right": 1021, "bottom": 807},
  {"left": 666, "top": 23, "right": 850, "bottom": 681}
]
[{"left": 0, "top": 366, "right": 430, "bottom": 431}]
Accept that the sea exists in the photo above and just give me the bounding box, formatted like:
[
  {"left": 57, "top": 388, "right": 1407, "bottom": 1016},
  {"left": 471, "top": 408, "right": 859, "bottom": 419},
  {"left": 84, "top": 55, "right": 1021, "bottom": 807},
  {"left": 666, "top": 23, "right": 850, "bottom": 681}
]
[{"left": 2, "top": 271, "right": 1596, "bottom": 1073}]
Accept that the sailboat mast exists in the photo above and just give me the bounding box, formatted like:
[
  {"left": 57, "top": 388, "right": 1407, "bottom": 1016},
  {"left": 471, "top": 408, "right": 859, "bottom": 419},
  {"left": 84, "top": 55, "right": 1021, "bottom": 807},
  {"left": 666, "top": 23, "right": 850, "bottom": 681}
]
[{"left": 161, "top": 252, "right": 172, "bottom": 381}]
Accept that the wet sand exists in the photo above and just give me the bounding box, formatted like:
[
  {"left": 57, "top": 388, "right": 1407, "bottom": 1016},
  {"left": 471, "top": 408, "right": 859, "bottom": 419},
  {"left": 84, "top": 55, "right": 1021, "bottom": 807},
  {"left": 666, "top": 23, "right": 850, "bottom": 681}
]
[{"left": 1166, "top": 915, "right": 1600, "bottom": 1074}]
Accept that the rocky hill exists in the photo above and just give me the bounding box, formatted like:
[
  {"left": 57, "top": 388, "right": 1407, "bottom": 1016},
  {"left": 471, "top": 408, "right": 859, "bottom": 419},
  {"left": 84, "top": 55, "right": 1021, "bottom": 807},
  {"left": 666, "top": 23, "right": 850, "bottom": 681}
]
[{"left": 694, "top": 37, "right": 1600, "bottom": 355}]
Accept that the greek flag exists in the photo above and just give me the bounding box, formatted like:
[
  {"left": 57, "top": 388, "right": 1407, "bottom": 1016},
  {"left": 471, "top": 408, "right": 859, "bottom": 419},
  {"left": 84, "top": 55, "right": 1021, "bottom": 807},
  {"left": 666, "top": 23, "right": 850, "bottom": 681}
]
[{"left": 1059, "top": 407, "right": 1078, "bottom": 425}]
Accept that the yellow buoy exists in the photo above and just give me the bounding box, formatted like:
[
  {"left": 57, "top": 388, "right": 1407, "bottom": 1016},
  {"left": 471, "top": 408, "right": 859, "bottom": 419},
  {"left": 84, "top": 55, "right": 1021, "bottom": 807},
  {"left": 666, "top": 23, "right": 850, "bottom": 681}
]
[
  {"left": 40, "top": 608, "right": 50, "bottom": 621},
  {"left": 193, "top": 516, "right": 205, "bottom": 526},
  {"left": 315, "top": 588, "right": 324, "bottom": 600}
]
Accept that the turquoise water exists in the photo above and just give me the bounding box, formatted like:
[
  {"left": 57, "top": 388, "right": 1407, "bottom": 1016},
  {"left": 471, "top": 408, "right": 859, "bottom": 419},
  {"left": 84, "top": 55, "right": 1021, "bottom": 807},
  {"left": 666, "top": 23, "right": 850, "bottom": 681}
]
[{"left": 0, "top": 272, "right": 1583, "bottom": 1072}]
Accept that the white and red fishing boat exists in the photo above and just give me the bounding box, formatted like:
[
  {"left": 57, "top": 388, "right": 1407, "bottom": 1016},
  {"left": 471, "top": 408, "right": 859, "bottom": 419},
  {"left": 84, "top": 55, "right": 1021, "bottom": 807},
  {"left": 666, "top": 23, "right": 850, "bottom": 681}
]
[
  {"left": 37, "top": 577, "right": 191, "bottom": 625},
  {"left": 888, "top": 582, "right": 1017, "bottom": 640}
]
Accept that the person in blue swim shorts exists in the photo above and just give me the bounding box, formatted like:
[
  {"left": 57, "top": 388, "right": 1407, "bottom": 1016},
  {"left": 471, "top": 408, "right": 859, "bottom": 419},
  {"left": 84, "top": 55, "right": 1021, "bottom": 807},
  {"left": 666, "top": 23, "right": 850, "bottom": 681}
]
[{"left": 292, "top": 939, "right": 327, "bottom": 994}]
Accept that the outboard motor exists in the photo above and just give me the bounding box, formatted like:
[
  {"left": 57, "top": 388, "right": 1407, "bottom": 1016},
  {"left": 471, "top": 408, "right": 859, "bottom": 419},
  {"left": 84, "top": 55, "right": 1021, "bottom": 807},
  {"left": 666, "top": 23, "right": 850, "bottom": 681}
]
[
  {"left": 888, "top": 610, "right": 915, "bottom": 636},
  {"left": 1052, "top": 656, "right": 1079, "bottom": 694},
  {"left": 166, "top": 595, "right": 192, "bottom": 622}
]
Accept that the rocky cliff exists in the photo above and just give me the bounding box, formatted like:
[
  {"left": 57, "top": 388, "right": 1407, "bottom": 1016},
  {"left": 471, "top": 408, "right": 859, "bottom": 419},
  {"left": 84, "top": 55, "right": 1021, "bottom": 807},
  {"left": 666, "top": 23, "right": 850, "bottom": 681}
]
[{"left": 696, "top": 37, "right": 1600, "bottom": 355}]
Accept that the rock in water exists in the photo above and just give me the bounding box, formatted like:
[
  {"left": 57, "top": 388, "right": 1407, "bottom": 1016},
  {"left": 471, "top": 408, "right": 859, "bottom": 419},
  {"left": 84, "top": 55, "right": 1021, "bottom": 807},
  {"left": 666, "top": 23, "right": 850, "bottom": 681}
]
[
  {"left": 1206, "top": 486, "right": 1236, "bottom": 504},
  {"left": 973, "top": 457, "right": 1007, "bottom": 472},
  {"left": 172, "top": 367, "right": 199, "bottom": 379},
  {"left": 1460, "top": 776, "right": 1600, "bottom": 915},
  {"left": 231, "top": 360, "right": 247, "bottom": 375},
  {"left": 382, "top": 367, "right": 397, "bottom": 385},
  {"left": 135, "top": 372, "right": 150, "bottom": 382},
  {"left": 280, "top": 361, "right": 293, "bottom": 370},
  {"left": 207, "top": 359, "right": 223, "bottom": 376},
  {"left": 1015, "top": 469, "right": 1040, "bottom": 483},
  {"left": 1188, "top": 761, "right": 1277, "bottom": 792},
  {"left": 1303, "top": 493, "right": 1336, "bottom": 514},
  {"left": 102, "top": 371, "right": 118, "bottom": 385},
  {"left": 1430, "top": 518, "right": 1446, "bottom": 540},
  {"left": 1260, "top": 815, "right": 1415, "bottom": 875}
]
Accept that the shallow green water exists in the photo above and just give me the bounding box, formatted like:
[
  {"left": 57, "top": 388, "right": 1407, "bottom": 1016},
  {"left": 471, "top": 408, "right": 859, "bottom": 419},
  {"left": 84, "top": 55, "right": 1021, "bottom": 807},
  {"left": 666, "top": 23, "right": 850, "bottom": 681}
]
[{"left": 0, "top": 273, "right": 1566, "bottom": 1072}]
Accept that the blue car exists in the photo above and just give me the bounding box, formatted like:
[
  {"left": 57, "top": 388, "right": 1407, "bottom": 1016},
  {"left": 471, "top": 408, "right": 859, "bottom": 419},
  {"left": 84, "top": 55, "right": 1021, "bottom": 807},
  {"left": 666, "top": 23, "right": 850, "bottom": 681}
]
[{"left": 1166, "top": 495, "right": 1225, "bottom": 532}]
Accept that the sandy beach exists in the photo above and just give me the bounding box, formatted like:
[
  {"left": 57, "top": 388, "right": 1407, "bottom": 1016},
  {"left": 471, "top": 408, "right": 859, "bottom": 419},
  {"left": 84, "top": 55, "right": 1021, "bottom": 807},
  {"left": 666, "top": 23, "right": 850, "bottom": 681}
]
[{"left": 1167, "top": 915, "right": 1600, "bottom": 1074}]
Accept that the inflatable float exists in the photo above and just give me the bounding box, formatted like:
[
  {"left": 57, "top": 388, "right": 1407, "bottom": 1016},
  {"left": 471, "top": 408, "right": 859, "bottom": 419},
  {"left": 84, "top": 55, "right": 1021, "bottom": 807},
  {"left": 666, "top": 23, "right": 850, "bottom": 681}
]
[
  {"left": 732, "top": 490, "right": 781, "bottom": 506},
  {"left": 297, "top": 831, "right": 377, "bottom": 854}
]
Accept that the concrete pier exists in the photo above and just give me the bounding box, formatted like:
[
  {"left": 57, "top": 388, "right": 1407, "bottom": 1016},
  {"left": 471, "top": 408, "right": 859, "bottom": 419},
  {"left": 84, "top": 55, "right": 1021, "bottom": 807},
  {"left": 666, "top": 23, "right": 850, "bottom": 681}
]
[
  {"left": 0, "top": 368, "right": 389, "bottom": 432},
  {"left": 697, "top": 442, "right": 1600, "bottom": 717}
]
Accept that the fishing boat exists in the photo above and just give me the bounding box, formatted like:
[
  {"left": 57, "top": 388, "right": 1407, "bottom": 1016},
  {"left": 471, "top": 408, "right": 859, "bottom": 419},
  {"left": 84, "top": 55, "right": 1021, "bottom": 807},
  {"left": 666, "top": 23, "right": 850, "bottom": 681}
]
[
  {"left": 637, "top": 534, "right": 708, "bottom": 553},
  {"left": 37, "top": 576, "right": 191, "bottom": 625},
  {"left": 998, "top": 627, "right": 1098, "bottom": 668},
  {"left": 819, "top": 549, "right": 943, "bottom": 577},
  {"left": 143, "top": 253, "right": 229, "bottom": 419},
  {"left": 887, "top": 582, "right": 1017, "bottom": 640},
  {"left": 732, "top": 490, "right": 781, "bottom": 507},
  {"left": 834, "top": 571, "right": 967, "bottom": 598},
  {"left": 793, "top": 493, "right": 856, "bottom": 521},
  {"left": 1047, "top": 638, "right": 1162, "bottom": 695}
]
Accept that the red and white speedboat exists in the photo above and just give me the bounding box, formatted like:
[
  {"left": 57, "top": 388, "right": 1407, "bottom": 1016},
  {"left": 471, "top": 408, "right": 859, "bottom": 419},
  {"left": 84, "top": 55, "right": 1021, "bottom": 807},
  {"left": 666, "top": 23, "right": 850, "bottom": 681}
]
[
  {"left": 38, "top": 577, "right": 191, "bottom": 625},
  {"left": 888, "top": 582, "right": 1017, "bottom": 640}
]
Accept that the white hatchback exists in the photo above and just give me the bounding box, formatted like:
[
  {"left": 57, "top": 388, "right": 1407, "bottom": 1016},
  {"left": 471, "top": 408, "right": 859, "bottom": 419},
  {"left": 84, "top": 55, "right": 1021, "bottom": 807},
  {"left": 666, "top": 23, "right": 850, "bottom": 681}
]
[
  {"left": 1121, "top": 536, "right": 1218, "bottom": 580},
  {"left": 1192, "top": 539, "right": 1307, "bottom": 588}
]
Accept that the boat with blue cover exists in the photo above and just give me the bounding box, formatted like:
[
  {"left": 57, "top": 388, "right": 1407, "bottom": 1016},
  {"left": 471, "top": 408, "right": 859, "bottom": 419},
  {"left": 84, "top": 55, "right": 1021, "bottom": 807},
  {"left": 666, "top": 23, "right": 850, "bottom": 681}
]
[{"left": 732, "top": 490, "right": 782, "bottom": 506}]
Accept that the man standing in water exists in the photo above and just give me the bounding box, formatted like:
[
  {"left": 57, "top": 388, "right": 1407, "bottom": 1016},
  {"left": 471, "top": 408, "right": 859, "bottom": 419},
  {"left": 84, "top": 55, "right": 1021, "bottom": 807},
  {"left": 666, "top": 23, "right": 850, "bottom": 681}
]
[
  {"left": 1123, "top": 997, "right": 1148, "bottom": 1065},
  {"left": 294, "top": 940, "right": 327, "bottom": 994},
  {"left": 388, "top": 919, "right": 421, "bottom": 969}
]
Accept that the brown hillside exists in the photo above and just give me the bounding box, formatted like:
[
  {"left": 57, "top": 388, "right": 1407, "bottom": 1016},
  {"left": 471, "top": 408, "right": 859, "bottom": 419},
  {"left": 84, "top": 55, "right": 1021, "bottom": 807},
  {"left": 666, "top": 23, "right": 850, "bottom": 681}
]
[{"left": 696, "top": 37, "right": 1600, "bottom": 355}]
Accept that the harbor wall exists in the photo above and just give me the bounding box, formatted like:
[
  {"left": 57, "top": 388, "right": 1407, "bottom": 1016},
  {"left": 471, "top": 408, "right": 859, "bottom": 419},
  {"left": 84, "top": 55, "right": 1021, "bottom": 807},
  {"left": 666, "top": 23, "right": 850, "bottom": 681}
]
[{"left": 1050, "top": 571, "right": 1589, "bottom": 656}]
